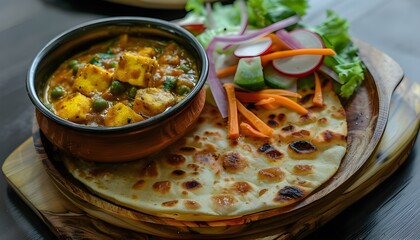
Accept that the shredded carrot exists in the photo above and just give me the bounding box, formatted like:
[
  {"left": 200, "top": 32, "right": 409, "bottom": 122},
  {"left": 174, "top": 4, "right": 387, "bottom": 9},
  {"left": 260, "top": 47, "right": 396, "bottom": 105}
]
[
  {"left": 240, "top": 122, "right": 269, "bottom": 138},
  {"left": 223, "top": 83, "right": 239, "bottom": 139},
  {"left": 216, "top": 48, "right": 336, "bottom": 77},
  {"left": 217, "top": 65, "right": 238, "bottom": 78},
  {"left": 236, "top": 100, "right": 273, "bottom": 136},
  {"left": 235, "top": 92, "right": 308, "bottom": 115},
  {"left": 254, "top": 97, "right": 281, "bottom": 110},
  {"left": 313, "top": 72, "right": 323, "bottom": 107},
  {"left": 266, "top": 33, "right": 291, "bottom": 51},
  {"left": 260, "top": 48, "right": 336, "bottom": 66},
  {"left": 254, "top": 97, "right": 276, "bottom": 106},
  {"left": 260, "top": 102, "right": 280, "bottom": 110},
  {"left": 258, "top": 89, "right": 302, "bottom": 99}
]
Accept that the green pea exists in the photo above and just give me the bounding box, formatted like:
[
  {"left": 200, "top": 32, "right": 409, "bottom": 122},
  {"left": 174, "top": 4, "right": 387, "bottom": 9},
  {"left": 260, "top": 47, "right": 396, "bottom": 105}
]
[
  {"left": 90, "top": 56, "right": 101, "bottom": 66},
  {"left": 177, "top": 85, "right": 191, "bottom": 95},
  {"left": 92, "top": 97, "right": 109, "bottom": 112},
  {"left": 72, "top": 65, "right": 79, "bottom": 75},
  {"left": 68, "top": 60, "right": 78, "bottom": 69},
  {"left": 128, "top": 86, "right": 138, "bottom": 99},
  {"left": 51, "top": 86, "right": 66, "bottom": 99},
  {"left": 110, "top": 80, "right": 126, "bottom": 95}
]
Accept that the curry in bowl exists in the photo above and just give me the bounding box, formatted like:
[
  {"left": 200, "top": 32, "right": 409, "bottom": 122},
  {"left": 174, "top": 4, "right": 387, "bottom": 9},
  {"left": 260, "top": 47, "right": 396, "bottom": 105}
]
[
  {"left": 27, "top": 17, "right": 208, "bottom": 162},
  {"left": 43, "top": 34, "right": 199, "bottom": 127}
]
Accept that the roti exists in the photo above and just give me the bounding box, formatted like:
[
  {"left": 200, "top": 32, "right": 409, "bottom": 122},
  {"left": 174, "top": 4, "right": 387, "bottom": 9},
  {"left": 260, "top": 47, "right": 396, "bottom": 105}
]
[{"left": 62, "top": 78, "right": 347, "bottom": 221}]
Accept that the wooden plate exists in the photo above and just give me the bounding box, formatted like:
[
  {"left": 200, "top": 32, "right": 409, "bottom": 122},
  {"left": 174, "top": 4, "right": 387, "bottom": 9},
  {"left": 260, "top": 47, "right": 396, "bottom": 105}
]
[{"left": 39, "top": 40, "right": 403, "bottom": 238}]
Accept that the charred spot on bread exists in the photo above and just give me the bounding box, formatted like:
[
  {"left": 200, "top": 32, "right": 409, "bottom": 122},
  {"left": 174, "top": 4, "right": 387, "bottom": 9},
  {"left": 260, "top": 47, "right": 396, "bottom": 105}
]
[
  {"left": 182, "top": 180, "right": 202, "bottom": 191},
  {"left": 274, "top": 186, "right": 305, "bottom": 202},
  {"left": 289, "top": 140, "right": 317, "bottom": 154}
]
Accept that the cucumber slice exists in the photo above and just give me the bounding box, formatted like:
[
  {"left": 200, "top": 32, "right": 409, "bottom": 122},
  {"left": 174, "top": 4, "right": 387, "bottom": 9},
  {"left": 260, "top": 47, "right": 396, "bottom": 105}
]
[
  {"left": 234, "top": 57, "right": 265, "bottom": 91},
  {"left": 264, "top": 63, "right": 296, "bottom": 89}
]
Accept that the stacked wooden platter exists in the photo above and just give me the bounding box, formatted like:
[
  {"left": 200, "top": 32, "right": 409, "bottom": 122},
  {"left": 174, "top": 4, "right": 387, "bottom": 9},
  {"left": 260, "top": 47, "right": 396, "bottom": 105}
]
[{"left": 3, "top": 40, "right": 420, "bottom": 239}]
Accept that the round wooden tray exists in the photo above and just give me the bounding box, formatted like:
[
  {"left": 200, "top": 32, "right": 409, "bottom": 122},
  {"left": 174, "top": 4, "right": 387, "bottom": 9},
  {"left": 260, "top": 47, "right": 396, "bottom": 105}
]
[{"left": 39, "top": 40, "right": 403, "bottom": 238}]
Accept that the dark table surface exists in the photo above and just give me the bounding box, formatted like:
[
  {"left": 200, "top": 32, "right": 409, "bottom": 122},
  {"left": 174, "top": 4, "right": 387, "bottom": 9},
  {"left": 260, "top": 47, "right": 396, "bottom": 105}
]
[{"left": 1, "top": 0, "right": 419, "bottom": 239}]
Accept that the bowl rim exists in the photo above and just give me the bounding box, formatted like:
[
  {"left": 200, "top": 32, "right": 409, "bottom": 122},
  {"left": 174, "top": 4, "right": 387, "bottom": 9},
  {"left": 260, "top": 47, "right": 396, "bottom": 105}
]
[{"left": 27, "top": 16, "right": 209, "bottom": 133}]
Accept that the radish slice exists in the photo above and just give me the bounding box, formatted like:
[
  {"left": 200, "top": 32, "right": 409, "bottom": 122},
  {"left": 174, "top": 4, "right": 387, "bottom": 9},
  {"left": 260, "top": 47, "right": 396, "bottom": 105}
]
[
  {"left": 182, "top": 24, "right": 206, "bottom": 35},
  {"left": 234, "top": 37, "right": 273, "bottom": 58},
  {"left": 272, "top": 29, "right": 325, "bottom": 77},
  {"left": 276, "top": 29, "right": 304, "bottom": 49}
]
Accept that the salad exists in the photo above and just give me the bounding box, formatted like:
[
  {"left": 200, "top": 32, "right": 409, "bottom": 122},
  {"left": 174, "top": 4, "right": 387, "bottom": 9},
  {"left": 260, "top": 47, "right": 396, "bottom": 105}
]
[{"left": 178, "top": 0, "right": 365, "bottom": 122}]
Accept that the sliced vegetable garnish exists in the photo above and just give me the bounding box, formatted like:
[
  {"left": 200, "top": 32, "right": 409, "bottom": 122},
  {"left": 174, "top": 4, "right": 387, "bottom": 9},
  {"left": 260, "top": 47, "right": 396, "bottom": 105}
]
[
  {"left": 233, "top": 37, "right": 272, "bottom": 58},
  {"left": 204, "top": 15, "right": 300, "bottom": 117},
  {"left": 223, "top": 83, "right": 239, "bottom": 139},
  {"left": 236, "top": 100, "right": 273, "bottom": 136},
  {"left": 263, "top": 63, "right": 297, "bottom": 89},
  {"left": 236, "top": 0, "right": 248, "bottom": 36},
  {"left": 235, "top": 91, "right": 308, "bottom": 115},
  {"left": 217, "top": 65, "right": 238, "bottom": 78},
  {"left": 272, "top": 29, "right": 325, "bottom": 77},
  {"left": 210, "top": 15, "right": 300, "bottom": 46},
  {"left": 313, "top": 72, "right": 323, "bottom": 107},
  {"left": 222, "top": 0, "right": 249, "bottom": 51},
  {"left": 184, "top": 0, "right": 365, "bottom": 118},
  {"left": 254, "top": 97, "right": 276, "bottom": 106},
  {"left": 234, "top": 57, "right": 265, "bottom": 91},
  {"left": 261, "top": 48, "right": 334, "bottom": 66},
  {"left": 205, "top": 2, "right": 215, "bottom": 29},
  {"left": 318, "top": 64, "right": 341, "bottom": 83},
  {"left": 240, "top": 122, "right": 269, "bottom": 138},
  {"left": 182, "top": 24, "right": 206, "bottom": 35},
  {"left": 216, "top": 48, "right": 335, "bottom": 79},
  {"left": 258, "top": 89, "right": 302, "bottom": 99},
  {"left": 266, "top": 33, "right": 292, "bottom": 51},
  {"left": 275, "top": 29, "right": 304, "bottom": 49}
]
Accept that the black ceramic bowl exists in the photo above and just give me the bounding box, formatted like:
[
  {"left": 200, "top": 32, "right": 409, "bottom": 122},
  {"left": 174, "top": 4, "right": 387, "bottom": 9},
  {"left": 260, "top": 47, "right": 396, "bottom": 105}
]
[{"left": 27, "top": 17, "right": 208, "bottom": 162}]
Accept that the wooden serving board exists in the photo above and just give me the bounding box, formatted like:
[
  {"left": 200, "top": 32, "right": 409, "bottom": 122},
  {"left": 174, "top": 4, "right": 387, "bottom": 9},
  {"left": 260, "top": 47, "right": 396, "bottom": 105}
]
[{"left": 3, "top": 44, "right": 420, "bottom": 239}]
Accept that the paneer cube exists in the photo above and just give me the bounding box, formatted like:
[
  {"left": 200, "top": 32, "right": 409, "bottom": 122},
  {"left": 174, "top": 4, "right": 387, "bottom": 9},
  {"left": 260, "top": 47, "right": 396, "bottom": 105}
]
[
  {"left": 113, "top": 52, "right": 158, "bottom": 88},
  {"left": 133, "top": 88, "right": 176, "bottom": 117},
  {"left": 105, "top": 103, "right": 144, "bottom": 127},
  {"left": 55, "top": 92, "right": 92, "bottom": 123},
  {"left": 138, "top": 47, "right": 157, "bottom": 58},
  {"left": 73, "top": 64, "right": 112, "bottom": 97}
]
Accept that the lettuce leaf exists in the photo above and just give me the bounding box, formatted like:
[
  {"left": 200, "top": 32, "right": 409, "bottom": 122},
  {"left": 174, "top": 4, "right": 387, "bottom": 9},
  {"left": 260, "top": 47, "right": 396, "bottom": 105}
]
[
  {"left": 211, "top": 2, "right": 241, "bottom": 29},
  {"left": 248, "top": 0, "right": 309, "bottom": 28},
  {"left": 314, "top": 10, "right": 365, "bottom": 98},
  {"left": 185, "top": 0, "right": 205, "bottom": 15}
]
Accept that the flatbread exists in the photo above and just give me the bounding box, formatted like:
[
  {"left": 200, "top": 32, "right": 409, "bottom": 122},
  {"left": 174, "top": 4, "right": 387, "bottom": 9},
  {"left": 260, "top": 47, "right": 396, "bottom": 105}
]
[{"left": 62, "top": 79, "right": 347, "bottom": 221}]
